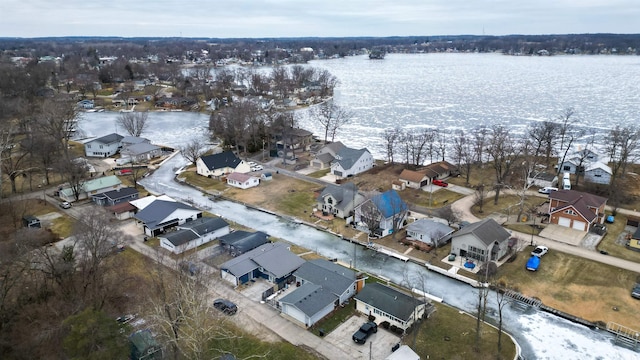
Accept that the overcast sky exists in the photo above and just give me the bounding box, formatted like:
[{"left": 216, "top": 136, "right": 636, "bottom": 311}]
[{"left": 1, "top": 0, "right": 639, "bottom": 38}]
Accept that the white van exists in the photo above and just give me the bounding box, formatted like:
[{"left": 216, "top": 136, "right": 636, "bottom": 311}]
[
  {"left": 538, "top": 186, "right": 558, "bottom": 194},
  {"left": 562, "top": 178, "right": 571, "bottom": 190}
]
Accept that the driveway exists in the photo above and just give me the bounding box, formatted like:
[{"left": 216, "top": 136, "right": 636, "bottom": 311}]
[{"left": 323, "top": 315, "right": 400, "bottom": 360}]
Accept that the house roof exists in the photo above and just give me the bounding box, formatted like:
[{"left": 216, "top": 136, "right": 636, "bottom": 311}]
[
  {"left": 549, "top": 189, "right": 607, "bottom": 222},
  {"left": 133, "top": 200, "right": 200, "bottom": 230},
  {"left": 89, "top": 133, "right": 123, "bottom": 145},
  {"left": 317, "top": 182, "right": 358, "bottom": 206},
  {"left": 221, "top": 242, "right": 305, "bottom": 279},
  {"left": 406, "top": 219, "right": 454, "bottom": 238},
  {"left": 106, "top": 201, "right": 136, "bottom": 214},
  {"left": 529, "top": 171, "right": 557, "bottom": 182},
  {"left": 97, "top": 187, "right": 138, "bottom": 201},
  {"left": 334, "top": 147, "right": 370, "bottom": 171},
  {"left": 354, "top": 282, "right": 423, "bottom": 322},
  {"left": 178, "top": 216, "right": 229, "bottom": 236},
  {"left": 160, "top": 228, "right": 200, "bottom": 247},
  {"left": 453, "top": 218, "right": 511, "bottom": 246},
  {"left": 219, "top": 230, "right": 270, "bottom": 253},
  {"left": 60, "top": 175, "right": 122, "bottom": 197},
  {"left": 399, "top": 169, "right": 427, "bottom": 183},
  {"left": 279, "top": 283, "right": 336, "bottom": 317},
  {"left": 226, "top": 172, "right": 256, "bottom": 183},
  {"left": 385, "top": 345, "right": 420, "bottom": 360},
  {"left": 321, "top": 141, "right": 345, "bottom": 156},
  {"left": 199, "top": 151, "right": 242, "bottom": 171},
  {"left": 130, "top": 195, "right": 176, "bottom": 210},
  {"left": 314, "top": 152, "right": 335, "bottom": 164},
  {"left": 585, "top": 161, "right": 612, "bottom": 174},
  {"left": 122, "top": 142, "right": 160, "bottom": 156},
  {"left": 121, "top": 136, "right": 148, "bottom": 145},
  {"left": 294, "top": 259, "right": 355, "bottom": 297},
  {"left": 371, "top": 189, "right": 408, "bottom": 218}
]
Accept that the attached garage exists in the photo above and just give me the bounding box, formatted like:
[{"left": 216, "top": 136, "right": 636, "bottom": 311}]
[
  {"left": 558, "top": 217, "right": 571, "bottom": 228},
  {"left": 572, "top": 220, "right": 586, "bottom": 231}
]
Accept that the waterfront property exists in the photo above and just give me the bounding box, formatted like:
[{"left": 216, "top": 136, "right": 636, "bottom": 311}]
[
  {"left": 450, "top": 218, "right": 512, "bottom": 263},
  {"left": 196, "top": 151, "right": 251, "bottom": 178},
  {"left": 133, "top": 199, "right": 202, "bottom": 236},
  {"left": 354, "top": 189, "right": 409, "bottom": 238},
  {"left": 84, "top": 133, "right": 124, "bottom": 157},
  {"left": 316, "top": 182, "right": 365, "bottom": 219},
  {"left": 547, "top": 189, "right": 607, "bottom": 231},
  {"left": 158, "top": 216, "right": 229, "bottom": 254}
]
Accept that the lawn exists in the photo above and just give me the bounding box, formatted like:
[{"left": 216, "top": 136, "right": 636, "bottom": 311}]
[
  {"left": 495, "top": 245, "right": 640, "bottom": 329},
  {"left": 471, "top": 194, "right": 542, "bottom": 219},
  {"left": 308, "top": 299, "right": 357, "bottom": 336},
  {"left": 399, "top": 188, "right": 464, "bottom": 208},
  {"left": 177, "top": 171, "right": 228, "bottom": 193},
  {"left": 596, "top": 213, "right": 640, "bottom": 263}
]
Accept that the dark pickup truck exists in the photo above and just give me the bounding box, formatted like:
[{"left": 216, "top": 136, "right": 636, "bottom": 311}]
[{"left": 352, "top": 321, "right": 377, "bottom": 344}]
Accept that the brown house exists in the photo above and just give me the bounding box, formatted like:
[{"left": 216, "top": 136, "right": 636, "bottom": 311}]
[
  {"left": 398, "top": 169, "right": 429, "bottom": 189},
  {"left": 547, "top": 190, "right": 607, "bottom": 232}
]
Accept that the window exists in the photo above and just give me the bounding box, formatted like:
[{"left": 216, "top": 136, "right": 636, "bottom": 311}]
[
  {"left": 563, "top": 165, "right": 570, "bottom": 171},
  {"left": 564, "top": 209, "right": 576, "bottom": 216},
  {"left": 467, "top": 245, "right": 486, "bottom": 262}
]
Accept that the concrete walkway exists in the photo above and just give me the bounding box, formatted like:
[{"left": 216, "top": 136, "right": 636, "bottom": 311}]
[{"left": 451, "top": 190, "right": 640, "bottom": 274}]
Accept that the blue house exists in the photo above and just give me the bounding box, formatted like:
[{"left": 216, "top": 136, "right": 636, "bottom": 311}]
[{"left": 354, "top": 189, "right": 409, "bottom": 238}]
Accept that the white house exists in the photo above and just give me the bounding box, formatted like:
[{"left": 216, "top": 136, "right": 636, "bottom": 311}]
[
  {"left": 583, "top": 161, "right": 612, "bottom": 185},
  {"left": 159, "top": 217, "right": 230, "bottom": 254},
  {"left": 405, "top": 219, "right": 454, "bottom": 247},
  {"left": 330, "top": 147, "right": 374, "bottom": 178},
  {"left": 58, "top": 175, "right": 122, "bottom": 202},
  {"left": 196, "top": 151, "right": 251, "bottom": 178},
  {"left": 226, "top": 172, "right": 259, "bottom": 189},
  {"left": 354, "top": 189, "right": 408, "bottom": 238},
  {"left": 450, "top": 219, "right": 513, "bottom": 263},
  {"left": 84, "top": 133, "right": 123, "bottom": 157}
]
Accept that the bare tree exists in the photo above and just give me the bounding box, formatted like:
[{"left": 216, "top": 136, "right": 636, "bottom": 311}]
[
  {"left": 434, "top": 129, "right": 448, "bottom": 162},
  {"left": 474, "top": 184, "right": 487, "bottom": 214},
  {"left": 554, "top": 108, "right": 583, "bottom": 179},
  {"left": 381, "top": 127, "right": 402, "bottom": 164},
  {"left": 36, "top": 97, "right": 80, "bottom": 161},
  {"left": 180, "top": 139, "right": 206, "bottom": 166},
  {"left": 451, "top": 130, "right": 476, "bottom": 185},
  {"left": 356, "top": 195, "right": 383, "bottom": 239},
  {"left": 528, "top": 120, "right": 559, "bottom": 167},
  {"left": 116, "top": 111, "right": 148, "bottom": 137},
  {"left": 471, "top": 126, "right": 489, "bottom": 164},
  {"left": 486, "top": 126, "right": 522, "bottom": 205},
  {"left": 313, "top": 102, "right": 353, "bottom": 143},
  {"left": 56, "top": 158, "right": 89, "bottom": 201}
]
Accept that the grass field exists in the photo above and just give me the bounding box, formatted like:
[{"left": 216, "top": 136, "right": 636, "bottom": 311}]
[{"left": 496, "top": 246, "right": 640, "bottom": 328}]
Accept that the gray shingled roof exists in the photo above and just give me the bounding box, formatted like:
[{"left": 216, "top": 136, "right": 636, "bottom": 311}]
[
  {"left": 279, "top": 283, "right": 337, "bottom": 317},
  {"left": 99, "top": 187, "right": 139, "bottom": 201},
  {"left": 122, "top": 142, "right": 160, "bottom": 156},
  {"left": 179, "top": 217, "right": 228, "bottom": 236},
  {"left": 93, "top": 133, "right": 123, "bottom": 145},
  {"left": 354, "top": 283, "right": 422, "bottom": 322},
  {"left": 406, "top": 219, "right": 454, "bottom": 241},
  {"left": 453, "top": 218, "right": 511, "bottom": 246},
  {"left": 199, "top": 151, "right": 241, "bottom": 171},
  {"left": 221, "top": 242, "right": 304, "bottom": 279},
  {"left": 334, "top": 147, "right": 369, "bottom": 171},
  {"left": 294, "top": 259, "right": 355, "bottom": 297},
  {"left": 161, "top": 229, "right": 200, "bottom": 247},
  {"left": 219, "top": 230, "right": 270, "bottom": 253},
  {"left": 133, "top": 200, "right": 200, "bottom": 230}
]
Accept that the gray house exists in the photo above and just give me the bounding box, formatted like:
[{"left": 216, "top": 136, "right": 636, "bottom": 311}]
[
  {"left": 354, "top": 282, "right": 430, "bottom": 332},
  {"left": 84, "top": 133, "right": 123, "bottom": 157},
  {"left": 91, "top": 187, "right": 139, "bottom": 206},
  {"left": 220, "top": 242, "right": 305, "bottom": 287},
  {"left": 316, "top": 182, "right": 365, "bottom": 219},
  {"left": 330, "top": 146, "right": 374, "bottom": 178},
  {"left": 120, "top": 143, "right": 163, "bottom": 163},
  {"left": 310, "top": 141, "right": 344, "bottom": 169},
  {"left": 133, "top": 199, "right": 202, "bottom": 236},
  {"left": 450, "top": 219, "right": 512, "bottom": 263},
  {"left": 584, "top": 161, "right": 612, "bottom": 185},
  {"left": 219, "top": 230, "right": 270, "bottom": 256},
  {"left": 279, "top": 259, "right": 358, "bottom": 328},
  {"left": 405, "top": 219, "right": 454, "bottom": 247},
  {"left": 159, "top": 217, "right": 230, "bottom": 254}
]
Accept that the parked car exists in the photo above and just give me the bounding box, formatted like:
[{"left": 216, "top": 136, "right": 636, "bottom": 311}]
[
  {"left": 247, "top": 161, "right": 257, "bottom": 167},
  {"left": 538, "top": 187, "right": 558, "bottom": 194},
  {"left": 251, "top": 165, "right": 263, "bottom": 171},
  {"left": 213, "top": 298, "right": 238, "bottom": 315},
  {"left": 632, "top": 284, "right": 640, "bottom": 299},
  {"left": 432, "top": 179, "right": 448, "bottom": 187},
  {"left": 526, "top": 255, "right": 540, "bottom": 271},
  {"left": 531, "top": 245, "right": 548, "bottom": 257},
  {"left": 59, "top": 201, "right": 71, "bottom": 209},
  {"left": 352, "top": 321, "right": 377, "bottom": 344}
]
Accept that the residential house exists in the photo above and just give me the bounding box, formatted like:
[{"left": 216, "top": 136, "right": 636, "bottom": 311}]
[
  {"left": 557, "top": 158, "right": 581, "bottom": 175},
  {"left": 583, "top": 162, "right": 612, "bottom": 185},
  {"left": 354, "top": 282, "right": 430, "bottom": 332},
  {"left": 129, "top": 329, "right": 162, "bottom": 360},
  {"left": 159, "top": 217, "right": 230, "bottom": 254},
  {"left": 59, "top": 175, "right": 122, "bottom": 202},
  {"left": 22, "top": 215, "right": 41, "bottom": 229},
  {"left": 627, "top": 227, "right": 640, "bottom": 251},
  {"left": 405, "top": 219, "right": 454, "bottom": 248},
  {"left": 316, "top": 182, "right": 365, "bottom": 219},
  {"left": 527, "top": 171, "right": 558, "bottom": 188},
  {"left": 84, "top": 133, "right": 123, "bottom": 157},
  {"left": 398, "top": 169, "right": 429, "bottom": 189},
  {"left": 220, "top": 242, "right": 305, "bottom": 287},
  {"left": 120, "top": 136, "right": 150, "bottom": 148},
  {"left": 419, "top": 161, "right": 458, "bottom": 183},
  {"left": 133, "top": 199, "right": 202, "bottom": 236},
  {"left": 107, "top": 201, "right": 137, "bottom": 220},
  {"left": 354, "top": 189, "right": 409, "bottom": 238},
  {"left": 226, "top": 172, "right": 260, "bottom": 189},
  {"left": 196, "top": 151, "right": 251, "bottom": 178},
  {"left": 547, "top": 189, "right": 607, "bottom": 231},
  {"left": 558, "top": 147, "right": 602, "bottom": 175},
  {"left": 450, "top": 218, "right": 513, "bottom": 262},
  {"left": 77, "top": 99, "right": 94, "bottom": 109},
  {"left": 279, "top": 259, "right": 359, "bottom": 328},
  {"left": 91, "top": 187, "right": 139, "bottom": 206},
  {"left": 219, "top": 231, "right": 270, "bottom": 257},
  {"left": 130, "top": 194, "right": 176, "bottom": 211},
  {"left": 272, "top": 126, "right": 314, "bottom": 153},
  {"left": 309, "top": 141, "right": 344, "bottom": 169},
  {"left": 120, "top": 143, "right": 163, "bottom": 163},
  {"left": 330, "top": 146, "right": 374, "bottom": 179}
]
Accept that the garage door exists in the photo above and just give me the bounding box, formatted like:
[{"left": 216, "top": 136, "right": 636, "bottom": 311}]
[
  {"left": 572, "top": 220, "right": 586, "bottom": 231},
  {"left": 558, "top": 217, "right": 571, "bottom": 228}
]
